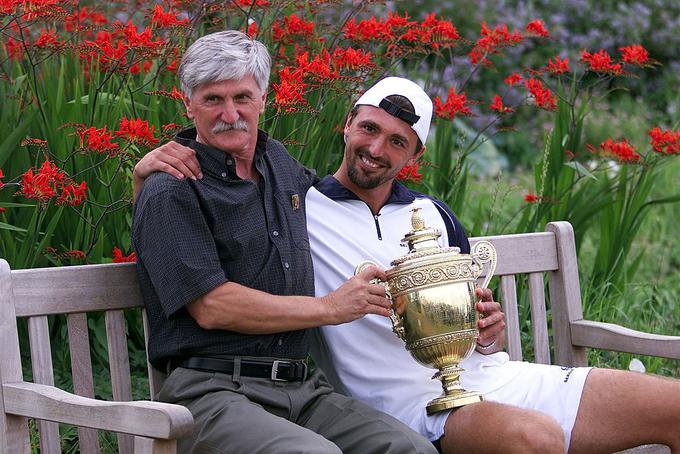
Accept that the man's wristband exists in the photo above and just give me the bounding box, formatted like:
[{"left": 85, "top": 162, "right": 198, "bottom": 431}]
[{"left": 476, "top": 339, "right": 496, "bottom": 352}]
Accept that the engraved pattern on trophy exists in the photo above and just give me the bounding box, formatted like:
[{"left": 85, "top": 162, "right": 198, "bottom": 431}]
[{"left": 355, "top": 208, "right": 497, "bottom": 414}]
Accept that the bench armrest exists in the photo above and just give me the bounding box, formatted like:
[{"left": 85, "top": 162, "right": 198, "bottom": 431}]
[
  {"left": 2, "top": 382, "right": 193, "bottom": 439},
  {"left": 571, "top": 320, "right": 680, "bottom": 360}
]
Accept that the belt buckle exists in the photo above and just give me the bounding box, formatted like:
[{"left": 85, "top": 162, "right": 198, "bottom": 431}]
[{"left": 270, "top": 360, "right": 289, "bottom": 382}]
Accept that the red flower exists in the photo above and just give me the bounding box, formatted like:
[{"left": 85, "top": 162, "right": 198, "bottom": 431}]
[
  {"left": 489, "top": 95, "right": 514, "bottom": 113},
  {"left": 332, "top": 47, "right": 374, "bottom": 70},
  {"left": 546, "top": 56, "right": 569, "bottom": 75},
  {"left": 234, "top": 0, "right": 269, "bottom": 5},
  {"left": 504, "top": 73, "right": 523, "bottom": 87},
  {"left": 113, "top": 247, "right": 137, "bottom": 263},
  {"left": 434, "top": 87, "right": 473, "bottom": 119},
  {"left": 56, "top": 181, "right": 88, "bottom": 206},
  {"left": 396, "top": 162, "right": 423, "bottom": 184},
  {"left": 272, "top": 13, "right": 315, "bottom": 43},
  {"left": 20, "top": 158, "right": 85, "bottom": 207},
  {"left": 649, "top": 127, "right": 680, "bottom": 155},
  {"left": 77, "top": 126, "right": 120, "bottom": 155},
  {"left": 166, "top": 58, "right": 178, "bottom": 73},
  {"left": 414, "top": 13, "right": 460, "bottom": 49},
  {"left": 170, "top": 86, "right": 183, "bottom": 100},
  {"left": 343, "top": 16, "right": 393, "bottom": 42},
  {"left": 151, "top": 4, "right": 189, "bottom": 28},
  {"left": 0, "top": 0, "right": 19, "bottom": 15},
  {"left": 469, "top": 22, "right": 523, "bottom": 66},
  {"left": 45, "top": 247, "right": 87, "bottom": 261},
  {"left": 580, "top": 49, "right": 622, "bottom": 75},
  {"left": 64, "top": 250, "right": 86, "bottom": 260},
  {"left": 5, "top": 37, "right": 24, "bottom": 61},
  {"left": 524, "top": 193, "right": 539, "bottom": 203},
  {"left": 21, "top": 159, "right": 65, "bottom": 204},
  {"left": 247, "top": 20, "right": 258, "bottom": 38},
  {"left": 65, "top": 6, "right": 108, "bottom": 32},
  {"left": 524, "top": 78, "right": 557, "bottom": 111},
  {"left": 0, "top": 168, "right": 4, "bottom": 189},
  {"left": 161, "top": 123, "right": 183, "bottom": 133},
  {"left": 598, "top": 138, "right": 641, "bottom": 163},
  {"left": 525, "top": 19, "right": 549, "bottom": 37},
  {"left": 123, "top": 21, "right": 163, "bottom": 50},
  {"left": 115, "top": 117, "right": 159, "bottom": 146},
  {"left": 619, "top": 44, "right": 649, "bottom": 66},
  {"left": 272, "top": 67, "right": 308, "bottom": 111},
  {"left": 34, "top": 29, "right": 62, "bottom": 49},
  {"left": 297, "top": 49, "right": 338, "bottom": 80}
]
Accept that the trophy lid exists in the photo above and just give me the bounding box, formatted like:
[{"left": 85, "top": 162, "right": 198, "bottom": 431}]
[{"left": 391, "top": 208, "right": 461, "bottom": 266}]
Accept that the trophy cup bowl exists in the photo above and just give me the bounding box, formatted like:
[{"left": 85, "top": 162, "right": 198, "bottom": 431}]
[{"left": 356, "top": 208, "right": 496, "bottom": 414}]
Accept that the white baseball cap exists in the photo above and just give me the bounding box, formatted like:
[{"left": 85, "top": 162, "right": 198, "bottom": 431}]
[{"left": 354, "top": 77, "right": 433, "bottom": 145}]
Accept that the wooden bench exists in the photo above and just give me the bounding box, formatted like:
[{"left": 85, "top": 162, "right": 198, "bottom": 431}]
[{"left": 1, "top": 221, "right": 678, "bottom": 453}]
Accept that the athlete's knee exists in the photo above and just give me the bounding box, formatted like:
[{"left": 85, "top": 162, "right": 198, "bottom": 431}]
[{"left": 505, "top": 415, "right": 564, "bottom": 454}]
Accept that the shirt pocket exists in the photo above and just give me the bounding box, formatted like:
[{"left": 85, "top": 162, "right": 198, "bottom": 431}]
[{"left": 274, "top": 189, "right": 310, "bottom": 251}]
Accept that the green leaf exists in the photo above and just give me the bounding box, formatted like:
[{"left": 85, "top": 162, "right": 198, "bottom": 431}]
[
  {"left": 0, "top": 222, "right": 27, "bottom": 233},
  {"left": 0, "top": 202, "right": 36, "bottom": 208},
  {"left": 564, "top": 161, "right": 598, "bottom": 180},
  {"left": 0, "top": 111, "right": 38, "bottom": 169},
  {"left": 70, "top": 93, "right": 149, "bottom": 111}
]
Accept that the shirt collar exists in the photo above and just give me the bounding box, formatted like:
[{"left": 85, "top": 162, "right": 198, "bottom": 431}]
[
  {"left": 175, "top": 127, "right": 269, "bottom": 178},
  {"left": 314, "top": 175, "right": 416, "bottom": 205}
]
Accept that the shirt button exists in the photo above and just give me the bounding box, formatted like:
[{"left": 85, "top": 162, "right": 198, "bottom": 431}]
[
  {"left": 272, "top": 230, "right": 279, "bottom": 237},
  {"left": 284, "top": 262, "right": 290, "bottom": 269},
  {"left": 226, "top": 159, "right": 233, "bottom": 165},
  {"left": 220, "top": 172, "right": 227, "bottom": 178}
]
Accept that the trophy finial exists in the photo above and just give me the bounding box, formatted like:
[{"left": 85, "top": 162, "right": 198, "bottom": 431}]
[
  {"left": 401, "top": 207, "right": 441, "bottom": 252},
  {"left": 411, "top": 208, "right": 427, "bottom": 231}
]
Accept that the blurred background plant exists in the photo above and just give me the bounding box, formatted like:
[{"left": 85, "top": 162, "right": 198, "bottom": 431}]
[{"left": 1, "top": 0, "right": 679, "bottom": 450}]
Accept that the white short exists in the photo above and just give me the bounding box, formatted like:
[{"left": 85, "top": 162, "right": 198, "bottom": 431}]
[{"left": 451, "top": 361, "right": 592, "bottom": 451}]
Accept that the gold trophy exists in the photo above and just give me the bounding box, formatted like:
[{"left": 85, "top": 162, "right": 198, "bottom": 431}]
[{"left": 356, "top": 208, "right": 497, "bottom": 414}]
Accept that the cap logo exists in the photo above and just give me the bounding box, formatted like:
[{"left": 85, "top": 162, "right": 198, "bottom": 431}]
[{"left": 378, "top": 99, "right": 420, "bottom": 126}]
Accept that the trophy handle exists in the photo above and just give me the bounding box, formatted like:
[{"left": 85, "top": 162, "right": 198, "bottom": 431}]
[
  {"left": 355, "top": 261, "right": 406, "bottom": 341},
  {"left": 471, "top": 241, "right": 497, "bottom": 290}
]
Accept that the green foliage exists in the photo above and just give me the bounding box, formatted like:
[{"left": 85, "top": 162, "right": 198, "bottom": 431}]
[{"left": 2, "top": 4, "right": 680, "bottom": 450}]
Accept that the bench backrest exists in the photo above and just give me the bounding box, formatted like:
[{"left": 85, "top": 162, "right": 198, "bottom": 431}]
[
  {"left": 0, "top": 261, "right": 162, "bottom": 453},
  {"left": 0, "top": 221, "right": 584, "bottom": 453}
]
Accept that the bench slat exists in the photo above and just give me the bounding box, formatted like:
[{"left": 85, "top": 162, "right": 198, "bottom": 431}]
[
  {"left": 134, "top": 436, "right": 177, "bottom": 454},
  {"left": 67, "top": 313, "right": 100, "bottom": 454},
  {"left": 470, "top": 232, "right": 558, "bottom": 275},
  {"left": 499, "top": 275, "right": 522, "bottom": 360},
  {"left": 28, "top": 316, "right": 60, "bottom": 454},
  {"left": 105, "top": 310, "right": 134, "bottom": 453},
  {"left": 11, "top": 263, "right": 142, "bottom": 317},
  {"left": 528, "top": 273, "right": 550, "bottom": 364},
  {"left": 0, "top": 261, "right": 31, "bottom": 453},
  {"left": 144, "top": 310, "right": 166, "bottom": 399}
]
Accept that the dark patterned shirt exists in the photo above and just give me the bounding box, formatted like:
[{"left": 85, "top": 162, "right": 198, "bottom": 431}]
[{"left": 133, "top": 128, "right": 318, "bottom": 369}]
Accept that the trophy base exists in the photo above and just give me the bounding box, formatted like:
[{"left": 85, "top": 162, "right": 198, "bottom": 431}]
[{"left": 426, "top": 391, "right": 483, "bottom": 415}]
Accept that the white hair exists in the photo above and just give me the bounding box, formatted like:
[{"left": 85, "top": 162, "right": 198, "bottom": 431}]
[{"left": 179, "top": 30, "right": 271, "bottom": 98}]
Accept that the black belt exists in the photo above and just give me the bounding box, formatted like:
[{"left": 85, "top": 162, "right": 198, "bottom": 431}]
[{"left": 171, "top": 356, "right": 308, "bottom": 382}]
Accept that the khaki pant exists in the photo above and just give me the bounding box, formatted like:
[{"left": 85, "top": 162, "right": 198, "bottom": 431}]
[{"left": 159, "top": 366, "right": 437, "bottom": 454}]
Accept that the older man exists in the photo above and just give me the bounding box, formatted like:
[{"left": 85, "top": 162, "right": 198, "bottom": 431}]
[
  {"left": 135, "top": 66, "right": 680, "bottom": 452},
  {"left": 132, "top": 30, "right": 437, "bottom": 454}
]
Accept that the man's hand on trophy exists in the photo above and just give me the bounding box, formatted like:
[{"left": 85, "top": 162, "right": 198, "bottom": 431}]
[
  {"left": 475, "top": 287, "right": 506, "bottom": 354},
  {"left": 322, "top": 265, "right": 392, "bottom": 324}
]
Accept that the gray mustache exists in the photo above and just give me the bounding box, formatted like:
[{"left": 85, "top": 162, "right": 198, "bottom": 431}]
[{"left": 213, "top": 119, "right": 248, "bottom": 133}]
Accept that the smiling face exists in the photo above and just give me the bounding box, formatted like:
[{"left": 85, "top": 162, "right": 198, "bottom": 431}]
[
  {"left": 183, "top": 75, "right": 265, "bottom": 157},
  {"left": 336, "top": 105, "right": 424, "bottom": 205}
]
